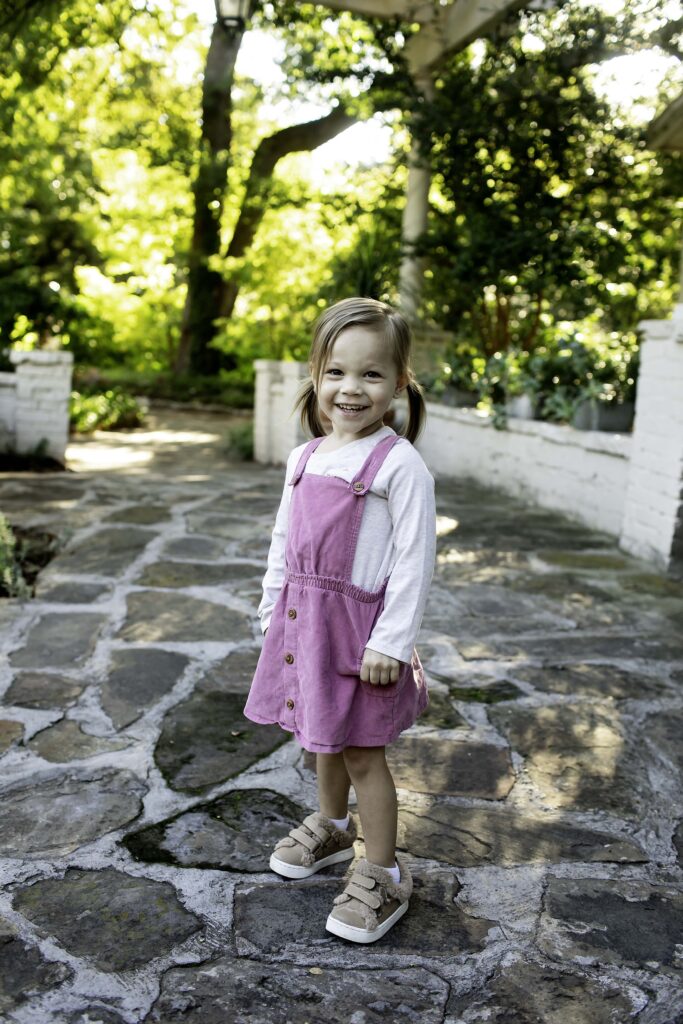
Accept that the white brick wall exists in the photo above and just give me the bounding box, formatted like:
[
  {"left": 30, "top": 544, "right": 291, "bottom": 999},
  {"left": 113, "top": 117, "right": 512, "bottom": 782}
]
[
  {"left": 416, "top": 405, "right": 632, "bottom": 536},
  {"left": 619, "top": 307, "right": 683, "bottom": 570},
  {"left": 1, "top": 350, "right": 73, "bottom": 462},
  {"left": 253, "top": 307, "right": 683, "bottom": 573}
]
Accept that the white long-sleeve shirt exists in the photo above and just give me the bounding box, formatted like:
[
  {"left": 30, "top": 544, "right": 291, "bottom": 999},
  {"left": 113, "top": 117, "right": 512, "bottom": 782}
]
[{"left": 257, "top": 425, "right": 436, "bottom": 664}]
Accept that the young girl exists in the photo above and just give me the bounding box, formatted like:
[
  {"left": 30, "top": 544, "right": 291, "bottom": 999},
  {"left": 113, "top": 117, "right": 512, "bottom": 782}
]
[{"left": 243, "top": 296, "right": 436, "bottom": 944}]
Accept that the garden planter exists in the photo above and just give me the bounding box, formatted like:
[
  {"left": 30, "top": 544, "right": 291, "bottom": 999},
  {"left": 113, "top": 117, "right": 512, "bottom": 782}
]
[
  {"left": 572, "top": 398, "right": 634, "bottom": 432},
  {"left": 441, "top": 387, "right": 479, "bottom": 408},
  {"left": 504, "top": 394, "right": 535, "bottom": 419}
]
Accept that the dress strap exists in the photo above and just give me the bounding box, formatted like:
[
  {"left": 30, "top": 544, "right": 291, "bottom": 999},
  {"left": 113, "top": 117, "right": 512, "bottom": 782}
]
[
  {"left": 288, "top": 436, "right": 326, "bottom": 486},
  {"left": 349, "top": 434, "right": 402, "bottom": 496}
]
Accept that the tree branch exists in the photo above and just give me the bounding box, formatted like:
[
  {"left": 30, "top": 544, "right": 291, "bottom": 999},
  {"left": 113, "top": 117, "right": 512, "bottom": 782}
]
[{"left": 223, "top": 104, "right": 357, "bottom": 263}]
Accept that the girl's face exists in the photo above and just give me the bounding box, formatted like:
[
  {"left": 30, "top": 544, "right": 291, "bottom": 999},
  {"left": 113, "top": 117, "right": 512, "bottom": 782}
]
[{"left": 314, "top": 326, "right": 407, "bottom": 442}]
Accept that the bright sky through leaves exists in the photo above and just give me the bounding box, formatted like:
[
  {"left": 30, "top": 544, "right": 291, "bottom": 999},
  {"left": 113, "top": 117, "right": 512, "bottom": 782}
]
[{"left": 168, "top": 0, "right": 679, "bottom": 172}]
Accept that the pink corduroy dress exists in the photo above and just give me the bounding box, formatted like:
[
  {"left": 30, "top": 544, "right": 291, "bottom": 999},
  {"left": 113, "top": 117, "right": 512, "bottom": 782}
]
[{"left": 243, "top": 432, "right": 429, "bottom": 753}]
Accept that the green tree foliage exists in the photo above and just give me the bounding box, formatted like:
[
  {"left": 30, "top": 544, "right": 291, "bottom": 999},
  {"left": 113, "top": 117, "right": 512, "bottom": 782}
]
[
  {"left": 0, "top": 0, "right": 196, "bottom": 361},
  {"left": 413, "top": 3, "right": 683, "bottom": 354},
  {"left": 1, "top": 0, "right": 680, "bottom": 402}
]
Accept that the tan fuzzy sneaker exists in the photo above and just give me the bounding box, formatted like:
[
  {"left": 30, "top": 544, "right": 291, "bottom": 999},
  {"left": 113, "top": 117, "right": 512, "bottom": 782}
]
[
  {"left": 325, "top": 855, "right": 412, "bottom": 943},
  {"left": 269, "top": 812, "right": 357, "bottom": 879}
]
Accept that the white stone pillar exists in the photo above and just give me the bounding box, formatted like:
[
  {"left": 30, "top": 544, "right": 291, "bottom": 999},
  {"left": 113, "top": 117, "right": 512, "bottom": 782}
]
[
  {"left": 619, "top": 306, "right": 683, "bottom": 574},
  {"left": 9, "top": 349, "right": 73, "bottom": 462},
  {"left": 253, "top": 359, "right": 308, "bottom": 465},
  {"left": 0, "top": 372, "right": 17, "bottom": 451},
  {"left": 399, "top": 72, "right": 435, "bottom": 321},
  {"left": 253, "top": 359, "right": 278, "bottom": 464}
]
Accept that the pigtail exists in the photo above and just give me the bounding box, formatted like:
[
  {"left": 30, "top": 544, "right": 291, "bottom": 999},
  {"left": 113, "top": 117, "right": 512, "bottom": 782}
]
[
  {"left": 293, "top": 377, "right": 326, "bottom": 439},
  {"left": 399, "top": 378, "right": 428, "bottom": 445}
]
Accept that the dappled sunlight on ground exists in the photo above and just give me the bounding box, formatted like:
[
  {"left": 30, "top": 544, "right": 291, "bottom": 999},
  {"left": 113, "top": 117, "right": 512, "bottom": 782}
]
[
  {"left": 64, "top": 408, "right": 248, "bottom": 477},
  {"left": 436, "top": 514, "right": 459, "bottom": 536}
]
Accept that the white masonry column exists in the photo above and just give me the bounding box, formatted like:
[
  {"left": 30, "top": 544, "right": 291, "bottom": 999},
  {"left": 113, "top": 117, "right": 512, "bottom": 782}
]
[
  {"left": 253, "top": 359, "right": 308, "bottom": 465},
  {"left": 398, "top": 71, "right": 435, "bottom": 321},
  {"left": 253, "top": 359, "right": 278, "bottom": 464},
  {"left": 619, "top": 305, "right": 683, "bottom": 574},
  {"left": 9, "top": 349, "right": 74, "bottom": 463}
]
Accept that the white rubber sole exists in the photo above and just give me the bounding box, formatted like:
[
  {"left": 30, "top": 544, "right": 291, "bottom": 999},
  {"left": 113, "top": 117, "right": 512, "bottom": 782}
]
[
  {"left": 269, "top": 846, "right": 355, "bottom": 879},
  {"left": 325, "top": 899, "right": 409, "bottom": 943}
]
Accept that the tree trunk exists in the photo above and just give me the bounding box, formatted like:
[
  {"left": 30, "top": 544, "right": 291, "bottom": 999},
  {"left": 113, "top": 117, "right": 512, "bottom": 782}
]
[
  {"left": 217, "top": 106, "right": 357, "bottom": 322},
  {"left": 175, "top": 20, "right": 358, "bottom": 376},
  {"left": 174, "top": 21, "right": 244, "bottom": 376}
]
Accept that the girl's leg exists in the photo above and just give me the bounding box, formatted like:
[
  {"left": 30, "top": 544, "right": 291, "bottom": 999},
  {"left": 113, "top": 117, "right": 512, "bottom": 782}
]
[
  {"left": 317, "top": 751, "right": 351, "bottom": 820},
  {"left": 342, "top": 746, "right": 396, "bottom": 867}
]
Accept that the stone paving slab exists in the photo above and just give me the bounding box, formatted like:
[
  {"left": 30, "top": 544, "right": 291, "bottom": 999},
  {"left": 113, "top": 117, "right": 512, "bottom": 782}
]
[
  {"left": 398, "top": 801, "right": 648, "bottom": 867},
  {"left": 387, "top": 735, "right": 515, "bottom": 798},
  {"left": 9, "top": 612, "right": 107, "bottom": 669},
  {"left": 4, "top": 671, "right": 86, "bottom": 710},
  {"left": 149, "top": 958, "right": 450, "bottom": 1024},
  {"left": 14, "top": 868, "right": 202, "bottom": 973},
  {"left": 446, "top": 956, "right": 644, "bottom": 1023},
  {"left": 537, "top": 877, "right": 683, "bottom": 975},
  {"left": 123, "top": 788, "right": 308, "bottom": 872},
  {"left": 0, "top": 408, "right": 681, "bottom": 1024},
  {"left": 100, "top": 648, "right": 191, "bottom": 729},
  {"left": 0, "top": 915, "right": 73, "bottom": 1015},
  {"left": 233, "top": 867, "right": 495, "bottom": 960},
  {"left": 115, "top": 591, "right": 249, "bottom": 644},
  {"left": 0, "top": 767, "right": 147, "bottom": 859}
]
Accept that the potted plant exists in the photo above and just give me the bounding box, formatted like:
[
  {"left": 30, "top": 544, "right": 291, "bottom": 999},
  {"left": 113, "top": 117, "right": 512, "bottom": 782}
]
[
  {"left": 427, "top": 343, "right": 484, "bottom": 407},
  {"left": 478, "top": 349, "right": 538, "bottom": 420},
  {"left": 502, "top": 354, "right": 538, "bottom": 420},
  {"left": 571, "top": 380, "right": 635, "bottom": 432}
]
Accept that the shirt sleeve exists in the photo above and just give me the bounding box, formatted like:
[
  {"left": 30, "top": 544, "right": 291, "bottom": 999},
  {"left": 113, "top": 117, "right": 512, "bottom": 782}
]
[
  {"left": 256, "top": 450, "right": 297, "bottom": 634},
  {"left": 365, "top": 448, "right": 436, "bottom": 664}
]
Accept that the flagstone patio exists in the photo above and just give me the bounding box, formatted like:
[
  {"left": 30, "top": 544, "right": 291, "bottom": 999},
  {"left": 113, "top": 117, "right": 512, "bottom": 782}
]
[{"left": 0, "top": 408, "right": 682, "bottom": 1023}]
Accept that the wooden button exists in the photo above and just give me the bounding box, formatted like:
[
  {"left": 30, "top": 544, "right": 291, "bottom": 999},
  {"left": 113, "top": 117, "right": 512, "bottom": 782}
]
[
  {"left": 286, "top": 699, "right": 294, "bottom": 710},
  {"left": 284, "top": 653, "right": 294, "bottom": 664},
  {"left": 287, "top": 608, "right": 297, "bottom": 619},
  {"left": 353, "top": 481, "right": 364, "bottom": 492}
]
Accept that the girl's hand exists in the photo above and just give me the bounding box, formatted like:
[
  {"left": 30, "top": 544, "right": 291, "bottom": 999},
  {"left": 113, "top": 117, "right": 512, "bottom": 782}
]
[{"left": 360, "top": 647, "right": 401, "bottom": 686}]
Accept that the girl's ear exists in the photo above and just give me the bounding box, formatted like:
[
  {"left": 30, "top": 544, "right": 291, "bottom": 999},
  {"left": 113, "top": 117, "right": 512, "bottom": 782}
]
[{"left": 395, "top": 373, "right": 409, "bottom": 395}]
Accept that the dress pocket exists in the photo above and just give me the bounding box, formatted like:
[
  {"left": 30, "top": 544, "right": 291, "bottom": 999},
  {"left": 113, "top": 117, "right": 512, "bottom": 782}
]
[{"left": 357, "top": 641, "right": 407, "bottom": 699}]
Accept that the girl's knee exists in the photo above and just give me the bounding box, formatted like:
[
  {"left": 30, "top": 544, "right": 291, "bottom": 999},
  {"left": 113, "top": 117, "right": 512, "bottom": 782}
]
[{"left": 343, "top": 745, "right": 386, "bottom": 777}]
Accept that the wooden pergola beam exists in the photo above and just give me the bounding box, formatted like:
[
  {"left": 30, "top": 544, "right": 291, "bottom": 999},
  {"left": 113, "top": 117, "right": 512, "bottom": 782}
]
[
  {"left": 648, "top": 91, "right": 683, "bottom": 152},
  {"left": 319, "top": 0, "right": 435, "bottom": 23},
  {"left": 404, "top": 0, "right": 526, "bottom": 73},
  {"left": 319, "top": 0, "right": 524, "bottom": 73}
]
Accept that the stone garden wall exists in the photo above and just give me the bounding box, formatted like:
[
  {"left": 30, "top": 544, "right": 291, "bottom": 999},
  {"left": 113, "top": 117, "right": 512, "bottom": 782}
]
[
  {"left": 0, "top": 349, "right": 74, "bottom": 462},
  {"left": 253, "top": 308, "right": 683, "bottom": 575}
]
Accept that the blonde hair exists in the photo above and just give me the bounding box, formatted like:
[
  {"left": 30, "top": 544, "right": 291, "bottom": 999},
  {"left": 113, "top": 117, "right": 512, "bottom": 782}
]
[{"left": 293, "top": 297, "right": 427, "bottom": 444}]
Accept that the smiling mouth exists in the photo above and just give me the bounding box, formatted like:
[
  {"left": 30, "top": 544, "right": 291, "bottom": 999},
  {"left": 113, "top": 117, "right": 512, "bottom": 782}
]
[{"left": 337, "top": 404, "right": 368, "bottom": 411}]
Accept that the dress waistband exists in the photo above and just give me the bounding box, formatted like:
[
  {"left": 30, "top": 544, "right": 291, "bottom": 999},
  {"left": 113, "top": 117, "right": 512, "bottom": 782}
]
[{"left": 285, "top": 570, "right": 387, "bottom": 603}]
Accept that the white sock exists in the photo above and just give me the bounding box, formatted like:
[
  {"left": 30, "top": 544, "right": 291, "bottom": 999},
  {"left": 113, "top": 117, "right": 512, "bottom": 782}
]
[
  {"left": 370, "top": 860, "right": 400, "bottom": 884},
  {"left": 328, "top": 814, "right": 350, "bottom": 830}
]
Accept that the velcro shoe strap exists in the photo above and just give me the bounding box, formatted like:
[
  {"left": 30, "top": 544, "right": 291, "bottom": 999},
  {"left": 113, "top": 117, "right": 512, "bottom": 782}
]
[
  {"left": 349, "top": 873, "right": 375, "bottom": 890},
  {"left": 302, "top": 816, "right": 332, "bottom": 842},
  {"left": 289, "top": 827, "right": 320, "bottom": 852},
  {"left": 345, "top": 882, "right": 381, "bottom": 909}
]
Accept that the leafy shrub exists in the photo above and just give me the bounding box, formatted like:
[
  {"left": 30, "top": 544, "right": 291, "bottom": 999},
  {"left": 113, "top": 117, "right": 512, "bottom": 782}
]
[
  {"left": 221, "top": 420, "right": 253, "bottom": 461},
  {"left": 0, "top": 513, "right": 31, "bottom": 599},
  {"left": 472, "top": 325, "right": 640, "bottom": 424},
  {"left": 72, "top": 367, "right": 254, "bottom": 409},
  {"left": 69, "top": 389, "right": 146, "bottom": 433}
]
